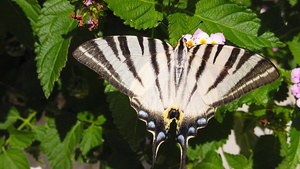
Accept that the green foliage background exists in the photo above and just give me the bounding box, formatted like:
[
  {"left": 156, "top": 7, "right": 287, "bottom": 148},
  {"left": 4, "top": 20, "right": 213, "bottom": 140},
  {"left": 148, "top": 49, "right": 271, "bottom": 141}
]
[{"left": 0, "top": 0, "right": 300, "bottom": 168}]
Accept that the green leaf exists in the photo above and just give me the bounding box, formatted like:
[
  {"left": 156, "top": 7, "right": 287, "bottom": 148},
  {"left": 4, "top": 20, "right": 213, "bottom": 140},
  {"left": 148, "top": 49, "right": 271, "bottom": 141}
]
[
  {"left": 40, "top": 121, "right": 82, "bottom": 169},
  {"left": 94, "top": 115, "right": 106, "bottom": 126},
  {"left": 233, "top": 115, "right": 257, "bottom": 158},
  {"left": 12, "top": 0, "right": 41, "bottom": 35},
  {"left": 77, "top": 111, "right": 95, "bottom": 124},
  {"left": 181, "top": 0, "right": 283, "bottom": 50},
  {"left": 80, "top": 124, "right": 103, "bottom": 156},
  {"left": 106, "top": 92, "right": 147, "bottom": 152},
  {"left": 104, "top": 0, "right": 163, "bottom": 30},
  {"left": 187, "top": 115, "right": 232, "bottom": 161},
  {"left": 104, "top": 80, "right": 120, "bottom": 93},
  {"left": 0, "top": 149, "right": 30, "bottom": 169},
  {"left": 35, "top": 0, "right": 77, "bottom": 98},
  {"left": 187, "top": 141, "right": 225, "bottom": 161},
  {"left": 252, "top": 135, "right": 282, "bottom": 169},
  {"left": 9, "top": 130, "right": 36, "bottom": 149},
  {"left": 288, "top": 33, "right": 300, "bottom": 66},
  {"left": 287, "top": 110, "right": 300, "bottom": 169},
  {"left": 168, "top": 13, "right": 189, "bottom": 45},
  {"left": 0, "top": 137, "right": 5, "bottom": 147},
  {"left": 0, "top": 107, "right": 20, "bottom": 130},
  {"left": 193, "top": 150, "right": 224, "bottom": 169},
  {"left": 224, "top": 152, "right": 251, "bottom": 169},
  {"left": 0, "top": 0, "right": 35, "bottom": 48}
]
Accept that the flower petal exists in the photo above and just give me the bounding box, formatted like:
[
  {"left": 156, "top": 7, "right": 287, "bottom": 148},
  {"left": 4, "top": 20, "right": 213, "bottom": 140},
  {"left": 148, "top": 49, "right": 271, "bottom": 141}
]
[
  {"left": 193, "top": 28, "right": 209, "bottom": 45},
  {"left": 291, "top": 68, "right": 300, "bottom": 83},
  {"left": 210, "top": 33, "right": 226, "bottom": 45},
  {"left": 291, "top": 83, "right": 300, "bottom": 98}
]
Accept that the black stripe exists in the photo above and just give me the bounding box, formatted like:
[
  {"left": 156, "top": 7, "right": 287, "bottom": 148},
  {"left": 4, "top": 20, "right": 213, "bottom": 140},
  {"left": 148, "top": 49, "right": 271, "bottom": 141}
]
[
  {"left": 233, "top": 50, "right": 254, "bottom": 74},
  {"left": 118, "top": 36, "right": 143, "bottom": 86},
  {"left": 195, "top": 45, "right": 213, "bottom": 81},
  {"left": 206, "top": 48, "right": 240, "bottom": 94},
  {"left": 88, "top": 40, "right": 135, "bottom": 94},
  {"left": 148, "top": 39, "right": 164, "bottom": 102},
  {"left": 162, "top": 41, "right": 172, "bottom": 101},
  {"left": 213, "top": 45, "right": 224, "bottom": 64},
  {"left": 187, "top": 45, "right": 200, "bottom": 74},
  {"left": 162, "top": 41, "right": 172, "bottom": 72},
  {"left": 177, "top": 39, "right": 185, "bottom": 64},
  {"left": 212, "top": 59, "right": 278, "bottom": 107},
  {"left": 137, "top": 36, "right": 144, "bottom": 55},
  {"left": 174, "top": 39, "right": 187, "bottom": 86},
  {"left": 149, "top": 39, "right": 159, "bottom": 75},
  {"left": 104, "top": 37, "right": 121, "bottom": 60},
  {"left": 186, "top": 45, "right": 213, "bottom": 103}
]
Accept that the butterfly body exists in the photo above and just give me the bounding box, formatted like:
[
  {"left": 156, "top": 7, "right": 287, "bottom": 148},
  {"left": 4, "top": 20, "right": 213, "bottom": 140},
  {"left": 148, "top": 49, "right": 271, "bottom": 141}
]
[{"left": 73, "top": 35, "right": 279, "bottom": 168}]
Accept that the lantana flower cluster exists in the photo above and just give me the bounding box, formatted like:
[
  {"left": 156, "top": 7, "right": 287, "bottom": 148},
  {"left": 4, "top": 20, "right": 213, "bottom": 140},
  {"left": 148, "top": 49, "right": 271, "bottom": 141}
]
[
  {"left": 184, "top": 28, "right": 226, "bottom": 48},
  {"left": 291, "top": 68, "right": 300, "bottom": 107},
  {"left": 70, "top": 0, "right": 104, "bottom": 31}
]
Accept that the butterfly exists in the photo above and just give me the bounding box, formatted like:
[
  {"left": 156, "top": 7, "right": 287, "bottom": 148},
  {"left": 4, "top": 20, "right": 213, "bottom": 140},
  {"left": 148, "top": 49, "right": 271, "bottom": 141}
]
[{"left": 73, "top": 35, "right": 279, "bottom": 168}]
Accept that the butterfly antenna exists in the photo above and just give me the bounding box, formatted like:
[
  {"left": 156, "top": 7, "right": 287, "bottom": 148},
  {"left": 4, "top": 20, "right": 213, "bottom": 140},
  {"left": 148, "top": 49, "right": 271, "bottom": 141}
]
[{"left": 186, "top": 21, "right": 203, "bottom": 34}]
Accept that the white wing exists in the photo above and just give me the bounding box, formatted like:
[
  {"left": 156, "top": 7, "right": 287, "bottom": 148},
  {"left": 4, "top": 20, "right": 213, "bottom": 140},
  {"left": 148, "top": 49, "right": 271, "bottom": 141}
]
[{"left": 73, "top": 36, "right": 176, "bottom": 163}]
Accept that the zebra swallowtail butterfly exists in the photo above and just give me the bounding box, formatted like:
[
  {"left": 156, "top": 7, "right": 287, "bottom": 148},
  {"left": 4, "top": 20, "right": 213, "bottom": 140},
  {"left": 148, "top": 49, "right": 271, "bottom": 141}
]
[{"left": 73, "top": 35, "right": 279, "bottom": 168}]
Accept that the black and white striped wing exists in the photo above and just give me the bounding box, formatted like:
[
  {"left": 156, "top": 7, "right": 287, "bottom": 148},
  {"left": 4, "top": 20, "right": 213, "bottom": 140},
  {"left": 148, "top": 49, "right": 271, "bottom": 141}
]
[
  {"left": 175, "top": 44, "right": 279, "bottom": 161},
  {"left": 73, "top": 36, "right": 176, "bottom": 159}
]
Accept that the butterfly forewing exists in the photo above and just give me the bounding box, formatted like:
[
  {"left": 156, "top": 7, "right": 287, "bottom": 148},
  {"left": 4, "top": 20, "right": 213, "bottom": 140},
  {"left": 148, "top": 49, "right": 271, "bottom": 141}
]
[{"left": 73, "top": 36, "right": 279, "bottom": 169}]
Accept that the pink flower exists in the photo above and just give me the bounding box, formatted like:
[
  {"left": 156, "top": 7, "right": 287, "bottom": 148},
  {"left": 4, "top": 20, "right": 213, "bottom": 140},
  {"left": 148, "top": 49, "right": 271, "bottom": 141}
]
[
  {"left": 291, "top": 68, "right": 300, "bottom": 83},
  {"left": 183, "top": 34, "right": 194, "bottom": 48},
  {"left": 88, "top": 16, "right": 93, "bottom": 25},
  {"left": 209, "top": 33, "right": 225, "bottom": 45},
  {"left": 291, "top": 83, "right": 300, "bottom": 98},
  {"left": 193, "top": 29, "right": 210, "bottom": 45},
  {"left": 183, "top": 29, "right": 226, "bottom": 47},
  {"left": 272, "top": 48, "right": 279, "bottom": 52},
  {"left": 85, "top": 0, "right": 92, "bottom": 6}
]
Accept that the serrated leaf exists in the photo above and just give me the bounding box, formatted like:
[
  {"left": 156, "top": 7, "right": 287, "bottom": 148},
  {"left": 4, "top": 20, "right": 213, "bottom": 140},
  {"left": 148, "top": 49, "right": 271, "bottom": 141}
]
[
  {"left": 288, "top": 33, "right": 300, "bottom": 66},
  {"left": 0, "top": 149, "right": 30, "bottom": 169},
  {"left": 9, "top": 130, "right": 36, "bottom": 149},
  {"left": 104, "top": 0, "right": 163, "bottom": 30},
  {"left": 194, "top": 150, "right": 224, "bottom": 169},
  {"left": 106, "top": 92, "right": 147, "bottom": 152},
  {"left": 12, "top": 0, "right": 41, "bottom": 36},
  {"left": 77, "top": 111, "right": 95, "bottom": 123},
  {"left": 35, "top": 0, "right": 77, "bottom": 98},
  {"left": 169, "top": 0, "right": 283, "bottom": 50},
  {"left": 187, "top": 141, "right": 225, "bottom": 161},
  {"left": 53, "top": 121, "right": 82, "bottom": 169},
  {"left": 224, "top": 152, "right": 251, "bottom": 169},
  {"left": 0, "top": 0, "right": 35, "bottom": 48},
  {"left": 94, "top": 115, "right": 106, "bottom": 126},
  {"left": 80, "top": 124, "right": 103, "bottom": 156},
  {"left": 41, "top": 121, "right": 82, "bottom": 169},
  {"left": 0, "top": 107, "right": 20, "bottom": 130},
  {"left": 168, "top": 13, "right": 189, "bottom": 45}
]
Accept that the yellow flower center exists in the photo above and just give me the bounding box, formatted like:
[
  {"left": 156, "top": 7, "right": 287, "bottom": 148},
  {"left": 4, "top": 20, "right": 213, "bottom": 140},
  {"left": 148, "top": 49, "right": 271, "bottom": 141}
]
[
  {"left": 211, "top": 41, "right": 217, "bottom": 44},
  {"left": 200, "top": 39, "right": 207, "bottom": 44},
  {"left": 186, "top": 41, "right": 194, "bottom": 48}
]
